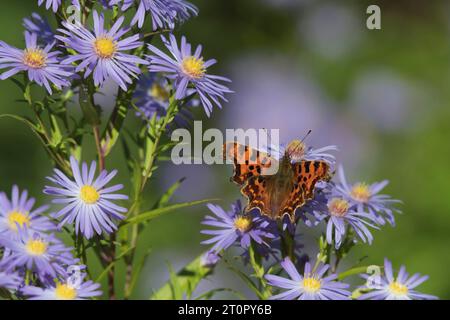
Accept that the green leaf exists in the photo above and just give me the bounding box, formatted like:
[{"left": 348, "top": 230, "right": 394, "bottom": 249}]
[
  {"left": 49, "top": 114, "right": 64, "bottom": 148},
  {"left": 150, "top": 253, "right": 213, "bottom": 300},
  {"left": 153, "top": 177, "right": 186, "bottom": 209},
  {"left": 24, "top": 82, "right": 32, "bottom": 105},
  {"left": 224, "top": 258, "right": 266, "bottom": 300},
  {"left": 337, "top": 265, "right": 382, "bottom": 281},
  {"left": 121, "top": 199, "right": 218, "bottom": 227},
  {"left": 168, "top": 263, "right": 183, "bottom": 300}
]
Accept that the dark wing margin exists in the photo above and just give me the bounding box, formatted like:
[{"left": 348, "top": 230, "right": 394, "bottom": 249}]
[{"left": 240, "top": 176, "right": 272, "bottom": 217}]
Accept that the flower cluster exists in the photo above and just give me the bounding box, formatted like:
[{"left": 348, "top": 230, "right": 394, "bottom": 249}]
[
  {"left": 0, "top": 185, "right": 101, "bottom": 299},
  {"left": 0, "top": 0, "right": 231, "bottom": 301},
  {"left": 0, "top": 0, "right": 230, "bottom": 118},
  {"left": 200, "top": 140, "right": 435, "bottom": 300},
  {"left": 0, "top": 152, "right": 130, "bottom": 299}
]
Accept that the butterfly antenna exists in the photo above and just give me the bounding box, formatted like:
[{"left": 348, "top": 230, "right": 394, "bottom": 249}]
[{"left": 301, "top": 130, "right": 312, "bottom": 143}]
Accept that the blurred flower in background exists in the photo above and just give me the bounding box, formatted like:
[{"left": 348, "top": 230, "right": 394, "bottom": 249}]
[
  {"left": 348, "top": 68, "right": 429, "bottom": 133},
  {"left": 298, "top": 3, "right": 362, "bottom": 60}
]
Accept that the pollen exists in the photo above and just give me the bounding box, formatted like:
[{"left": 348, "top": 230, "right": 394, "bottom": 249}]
[
  {"left": 149, "top": 83, "right": 170, "bottom": 102},
  {"left": 23, "top": 48, "right": 47, "bottom": 69},
  {"left": 181, "top": 56, "right": 206, "bottom": 79},
  {"left": 350, "top": 183, "right": 371, "bottom": 203},
  {"left": 286, "top": 140, "right": 305, "bottom": 161},
  {"left": 55, "top": 283, "right": 77, "bottom": 300},
  {"left": 388, "top": 281, "right": 409, "bottom": 297},
  {"left": 8, "top": 211, "right": 30, "bottom": 231},
  {"left": 234, "top": 216, "right": 252, "bottom": 232},
  {"left": 94, "top": 37, "right": 117, "bottom": 59},
  {"left": 302, "top": 277, "right": 321, "bottom": 293},
  {"left": 328, "top": 198, "right": 349, "bottom": 217},
  {"left": 80, "top": 185, "right": 100, "bottom": 204},
  {"left": 26, "top": 239, "right": 48, "bottom": 256}
]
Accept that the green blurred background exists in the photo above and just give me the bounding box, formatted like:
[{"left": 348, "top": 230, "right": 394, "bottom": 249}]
[{"left": 1, "top": 0, "right": 450, "bottom": 299}]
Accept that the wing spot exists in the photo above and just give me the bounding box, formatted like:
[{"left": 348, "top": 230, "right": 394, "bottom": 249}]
[
  {"left": 304, "top": 162, "right": 310, "bottom": 173},
  {"left": 314, "top": 161, "right": 320, "bottom": 170}
]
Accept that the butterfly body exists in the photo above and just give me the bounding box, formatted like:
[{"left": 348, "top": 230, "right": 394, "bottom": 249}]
[
  {"left": 264, "top": 155, "right": 295, "bottom": 217},
  {"left": 225, "top": 140, "right": 330, "bottom": 222}
]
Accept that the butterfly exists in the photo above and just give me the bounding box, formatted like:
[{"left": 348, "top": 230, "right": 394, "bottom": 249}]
[{"left": 223, "top": 140, "right": 331, "bottom": 222}]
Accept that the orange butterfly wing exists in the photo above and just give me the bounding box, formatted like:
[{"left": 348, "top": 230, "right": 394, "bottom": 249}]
[
  {"left": 223, "top": 142, "right": 277, "bottom": 185},
  {"left": 278, "top": 160, "right": 330, "bottom": 221},
  {"left": 240, "top": 160, "right": 330, "bottom": 221}
]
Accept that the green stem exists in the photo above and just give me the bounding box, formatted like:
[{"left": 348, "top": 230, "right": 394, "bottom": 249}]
[
  {"left": 140, "top": 99, "right": 178, "bottom": 191},
  {"left": 93, "top": 125, "right": 105, "bottom": 172},
  {"left": 122, "top": 98, "right": 178, "bottom": 298}
]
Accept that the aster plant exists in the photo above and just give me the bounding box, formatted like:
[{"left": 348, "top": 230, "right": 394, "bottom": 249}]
[{"left": 0, "top": 0, "right": 437, "bottom": 302}]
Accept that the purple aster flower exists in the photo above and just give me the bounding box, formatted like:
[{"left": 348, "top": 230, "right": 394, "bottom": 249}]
[
  {"left": 0, "top": 229, "right": 77, "bottom": 282},
  {"left": 134, "top": 73, "right": 197, "bottom": 127},
  {"left": 281, "top": 185, "right": 331, "bottom": 234},
  {"left": 44, "top": 156, "right": 128, "bottom": 239},
  {"left": 37, "top": 0, "right": 61, "bottom": 12},
  {"left": 37, "top": 0, "right": 83, "bottom": 11},
  {"left": 0, "top": 185, "right": 55, "bottom": 240},
  {"left": 335, "top": 165, "right": 402, "bottom": 226},
  {"left": 322, "top": 196, "right": 378, "bottom": 249},
  {"left": 111, "top": 0, "right": 198, "bottom": 29},
  {"left": 0, "top": 32, "right": 72, "bottom": 94},
  {"left": 266, "top": 258, "right": 351, "bottom": 300},
  {"left": 0, "top": 270, "right": 22, "bottom": 291},
  {"left": 57, "top": 12, "right": 148, "bottom": 90},
  {"left": 23, "top": 13, "right": 54, "bottom": 45},
  {"left": 267, "top": 140, "right": 337, "bottom": 164},
  {"left": 147, "top": 34, "right": 232, "bottom": 117},
  {"left": 295, "top": 185, "right": 331, "bottom": 227},
  {"left": 201, "top": 200, "right": 276, "bottom": 253},
  {"left": 358, "top": 258, "right": 437, "bottom": 300},
  {"left": 22, "top": 274, "right": 102, "bottom": 300}
]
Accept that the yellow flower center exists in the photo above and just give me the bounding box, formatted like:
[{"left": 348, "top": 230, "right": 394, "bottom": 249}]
[
  {"left": 26, "top": 239, "right": 48, "bottom": 256},
  {"left": 302, "top": 277, "right": 321, "bottom": 293},
  {"left": 55, "top": 283, "right": 77, "bottom": 300},
  {"left": 286, "top": 140, "right": 306, "bottom": 161},
  {"left": 23, "top": 48, "right": 47, "bottom": 69},
  {"left": 149, "top": 83, "right": 170, "bottom": 102},
  {"left": 8, "top": 211, "right": 30, "bottom": 231},
  {"left": 328, "top": 198, "right": 349, "bottom": 217},
  {"left": 350, "top": 183, "right": 371, "bottom": 203},
  {"left": 181, "top": 56, "right": 206, "bottom": 79},
  {"left": 94, "top": 37, "right": 117, "bottom": 59},
  {"left": 80, "top": 185, "right": 100, "bottom": 204},
  {"left": 234, "top": 216, "right": 252, "bottom": 232},
  {"left": 388, "top": 281, "right": 409, "bottom": 297}
]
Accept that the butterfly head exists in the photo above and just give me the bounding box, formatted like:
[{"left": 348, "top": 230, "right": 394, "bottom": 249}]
[{"left": 285, "top": 139, "right": 306, "bottom": 162}]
